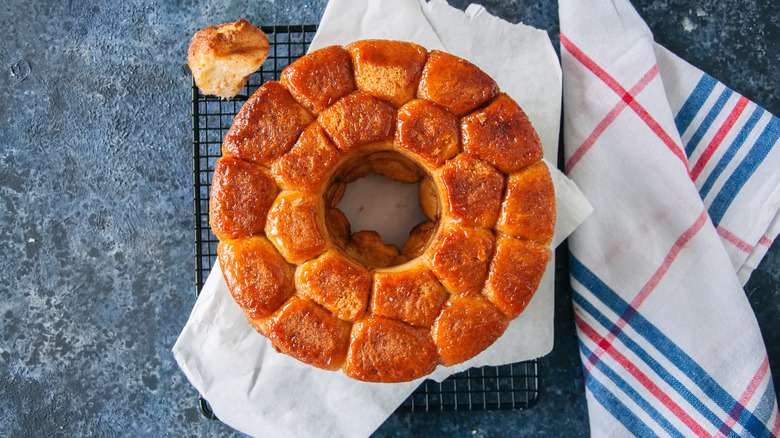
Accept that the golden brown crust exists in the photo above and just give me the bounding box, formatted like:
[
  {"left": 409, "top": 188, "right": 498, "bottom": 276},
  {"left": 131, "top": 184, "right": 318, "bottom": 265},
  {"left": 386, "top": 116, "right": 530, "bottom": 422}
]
[
  {"left": 483, "top": 235, "right": 550, "bottom": 318},
  {"left": 318, "top": 91, "right": 396, "bottom": 151},
  {"left": 272, "top": 123, "right": 341, "bottom": 192},
  {"left": 188, "top": 19, "right": 269, "bottom": 98},
  {"left": 431, "top": 295, "right": 508, "bottom": 366},
  {"left": 218, "top": 236, "right": 295, "bottom": 320},
  {"left": 418, "top": 177, "right": 439, "bottom": 221},
  {"left": 396, "top": 99, "right": 460, "bottom": 169},
  {"left": 209, "top": 156, "right": 279, "bottom": 240},
  {"left": 496, "top": 161, "right": 556, "bottom": 245},
  {"left": 267, "top": 296, "right": 352, "bottom": 370},
  {"left": 210, "top": 40, "right": 555, "bottom": 381},
  {"left": 346, "top": 40, "right": 428, "bottom": 107},
  {"left": 222, "top": 81, "right": 314, "bottom": 166},
  {"left": 371, "top": 266, "right": 448, "bottom": 327},
  {"left": 326, "top": 181, "right": 347, "bottom": 207},
  {"left": 368, "top": 152, "right": 423, "bottom": 183},
  {"left": 397, "top": 220, "right": 437, "bottom": 263},
  {"left": 426, "top": 222, "right": 495, "bottom": 296},
  {"left": 417, "top": 50, "right": 498, "bottom": 116},
  {"left": 295, "top": 251, "right": 371, "bottom": 322},
  {"left": 265, "top": 192, "right": 327, "bottom": 264},
  {"left": 436, "top": 153, "right": 505, "bottom": 229},
  {"left": 281, "top": 45, "right": 356, "bottom": 115},
  {"left": 344, "top": 230, "right": 400, "bottom": 269},
  {"left": 461, "top": 94, "right": 543, "bottom": 174},
  {"left": 325, "top": 208, "right": 351, "bottom": 248},
  {"left": 345, "top": 315, "right": 439, "bottom": 382}
]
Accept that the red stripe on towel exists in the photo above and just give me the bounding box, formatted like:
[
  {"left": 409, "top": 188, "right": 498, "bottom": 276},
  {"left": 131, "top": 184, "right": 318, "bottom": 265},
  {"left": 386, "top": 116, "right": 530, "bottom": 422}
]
[
  {"left": 560, "top": 33, "right": 689, "bottom": 170},
  {"left": 716, "top": 226, "right": 754, "bottom": 253},
  {"left": 690, "top": 96, "right": 749, "bottom": 180},
  {"left": 576, "top": 314, "right": 713, "bottom": 437},
  {"left": 586, "top": 208, "right": 709, "bottom": 375},
  {"left": 716, "top": 356, "right": 769, "bottom": 437},
  {"left": 566, "top": 65, "right": 659, "bottom": 174}
]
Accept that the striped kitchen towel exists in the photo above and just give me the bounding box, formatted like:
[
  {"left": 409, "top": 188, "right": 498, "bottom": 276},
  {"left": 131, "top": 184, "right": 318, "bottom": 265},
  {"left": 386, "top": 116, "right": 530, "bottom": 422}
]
[{"left": 559, "top": 0, "right": 780, "bottom": 436}]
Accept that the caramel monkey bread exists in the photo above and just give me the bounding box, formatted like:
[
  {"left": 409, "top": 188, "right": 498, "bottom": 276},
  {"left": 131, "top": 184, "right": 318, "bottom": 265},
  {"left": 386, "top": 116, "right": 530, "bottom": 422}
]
[{"left": 210, "top": 39, "right": 555, "bottom": 383}]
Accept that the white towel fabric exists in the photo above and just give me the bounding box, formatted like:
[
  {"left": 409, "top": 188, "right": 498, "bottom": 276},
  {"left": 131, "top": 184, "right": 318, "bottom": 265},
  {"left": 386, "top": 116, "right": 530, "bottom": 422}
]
[{"left": 559, "top": 0, "right": 780, "bottom": 436}]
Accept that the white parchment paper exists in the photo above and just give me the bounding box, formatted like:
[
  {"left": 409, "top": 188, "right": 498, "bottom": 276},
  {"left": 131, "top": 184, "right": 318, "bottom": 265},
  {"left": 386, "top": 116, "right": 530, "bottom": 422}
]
[{"left": 173, "top": 1, "right": 593, "bottom": 437}]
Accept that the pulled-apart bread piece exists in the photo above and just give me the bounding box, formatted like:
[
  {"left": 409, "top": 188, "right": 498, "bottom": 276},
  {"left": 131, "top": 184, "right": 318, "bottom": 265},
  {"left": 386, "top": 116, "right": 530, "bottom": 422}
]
[{"left": 188, "top": 19, "right": 269, "bottom": 98}]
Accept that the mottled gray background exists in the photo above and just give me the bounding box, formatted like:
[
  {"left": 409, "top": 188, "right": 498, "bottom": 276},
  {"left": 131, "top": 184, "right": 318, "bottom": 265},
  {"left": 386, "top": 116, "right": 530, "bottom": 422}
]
[{"left": 0, "top": 0, "right": 777, "bottom": 436}]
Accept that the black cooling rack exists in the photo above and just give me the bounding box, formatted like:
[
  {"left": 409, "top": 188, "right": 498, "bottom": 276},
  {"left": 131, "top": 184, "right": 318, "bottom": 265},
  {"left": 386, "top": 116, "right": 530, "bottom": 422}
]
[{"left": 191, "top": 24, "right": 540, "bottom": 420}]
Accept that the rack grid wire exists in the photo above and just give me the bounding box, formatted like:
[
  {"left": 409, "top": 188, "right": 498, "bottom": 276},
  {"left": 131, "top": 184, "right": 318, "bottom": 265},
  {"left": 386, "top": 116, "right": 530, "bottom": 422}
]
[{"left": 191, "top": 24, "right": 540, "bottom": 420}]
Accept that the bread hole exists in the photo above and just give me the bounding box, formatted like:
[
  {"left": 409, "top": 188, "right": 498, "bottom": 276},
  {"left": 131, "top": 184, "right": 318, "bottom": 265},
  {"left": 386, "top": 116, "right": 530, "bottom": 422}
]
[{"left": 325, "top": 150, "right": 439, "bottom": 268}]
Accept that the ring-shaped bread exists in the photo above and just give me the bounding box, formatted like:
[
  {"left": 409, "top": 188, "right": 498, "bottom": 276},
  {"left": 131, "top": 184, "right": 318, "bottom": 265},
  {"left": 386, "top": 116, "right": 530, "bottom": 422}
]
[{"left": 210, "top": 39, "right": 555, "bottom": 383}]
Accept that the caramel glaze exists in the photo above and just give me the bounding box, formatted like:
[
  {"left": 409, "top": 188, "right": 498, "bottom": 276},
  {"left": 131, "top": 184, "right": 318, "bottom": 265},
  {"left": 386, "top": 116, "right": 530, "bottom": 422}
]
[
  {"left": 318, "top": 91, "right": 396, "bottom": 152},
  {"left": 371, "top": 265, "right": 448, "bottom": 328},
  {"left": 272, "top": 123, "right": 341, "bottom": 193},
  {"left": 397, "top": 220, "right": 436, "bottom": 264},
  {"left": 345, "top": 230, "right": 400, "bottom": 269},
  {"left": 209, "top": 39, "right": 557, "bottom": 382},
  {"left": 217, "top": 236, "right": 295, "bottom": 320},
  {"left": 295, "top": 250, "right": 371, "bottom": 322},
  {"left": 267, "top": 296, "right": 352, "bottom": 371},
  {"left": 345, "top": 315, "right": 439, "bottom": 383},
  {"left": 461, "top": 93, "right": 543, "bottom": 174},
  {"left": 325, "top": 208, "right": 351, "bottom": 248},
  {"left": 209, "top": 156, "right": 279, "bottom": 240},
  {"left": 484, "top": 235, "right": 551, "bottom": 318},
  {"left": 396, "top": 99, "right": 459, "bottom": 168},
  {"left": 346, "top": 39, "right": 428, "bottom": 108},
  {"left": 435, "top": 153, "right": 505, "bottom": 229},
  {"left": 281, "top": 45, "right": 355, "bottom": 115},
  {"left": 367, "top": 151, "right": 422, "bottom": 183},
  {"left": 265, "top": 191, "right": 327, "bottom": 264},
  {"left": 426, "top": 222, "right": 495, "bottom": 296},
  {"left": 417, "top": 50, "right": 499, "bottom": 117},
  {"left": 417, "top": 177, "right": 439, "bottom": 221},
  {"left": 496, "top": 161, "right": 556, "bottom": 245},
  {"left": 222, "top": 81, "right": 314, "bottom": 166},
  {"left": 431, "top": 295, "right": 508, "bottom": 366}
]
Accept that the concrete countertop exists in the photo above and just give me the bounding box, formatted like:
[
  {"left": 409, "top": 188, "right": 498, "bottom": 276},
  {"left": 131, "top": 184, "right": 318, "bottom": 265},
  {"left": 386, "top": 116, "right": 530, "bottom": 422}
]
[{"left": 0, "top": 0, "right": 776, "bottom": 436}]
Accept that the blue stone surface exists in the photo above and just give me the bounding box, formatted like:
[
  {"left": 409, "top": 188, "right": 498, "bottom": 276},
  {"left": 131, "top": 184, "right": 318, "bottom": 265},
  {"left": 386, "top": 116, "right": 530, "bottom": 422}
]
[{"left": 0, "top": 0, "right": 776, "bottom": 436}]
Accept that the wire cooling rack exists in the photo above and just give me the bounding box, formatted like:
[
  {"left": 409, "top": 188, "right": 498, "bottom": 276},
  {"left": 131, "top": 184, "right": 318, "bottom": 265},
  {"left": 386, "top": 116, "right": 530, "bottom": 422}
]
[{"left": 191, "top": 24, "right": 540, "bottom": 420}]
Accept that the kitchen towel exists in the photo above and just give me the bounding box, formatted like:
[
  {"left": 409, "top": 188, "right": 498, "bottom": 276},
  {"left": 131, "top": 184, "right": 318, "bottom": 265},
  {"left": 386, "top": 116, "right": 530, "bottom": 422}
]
[{"left": 559, "top": 0, "right": 780, "bottom": 436}]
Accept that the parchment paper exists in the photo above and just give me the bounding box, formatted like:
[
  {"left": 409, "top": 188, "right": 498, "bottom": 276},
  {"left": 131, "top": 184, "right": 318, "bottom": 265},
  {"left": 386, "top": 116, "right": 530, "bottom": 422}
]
[{"left": 173, "top": 1, "right": 593, "bottom": 437}]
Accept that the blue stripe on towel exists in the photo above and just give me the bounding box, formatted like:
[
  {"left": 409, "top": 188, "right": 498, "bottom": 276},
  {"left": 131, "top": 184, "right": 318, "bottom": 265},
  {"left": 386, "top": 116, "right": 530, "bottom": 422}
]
[
  {"left": 586, "top": 372, "right": 660, "bottom": 438},
  {"left": 684, "top": 88, "right": 734, "bottom": 158},
  {"left": 573, "top": 289, "right": 729, "bottom": 434},
  {"left": 674, "top": 74, "right": 717, "bottom": 135},
  {"left": 708, "top": 116, "right": 780, "bottom": 226},
  {"left": 579, "top": 340, "right": 686, "bottom": 437},
  {"left": 570, "top": 255, "right": 773, "bottom": 437},
  {"left": 699, "top": 105, "right": 764, "bottom": 199}
]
